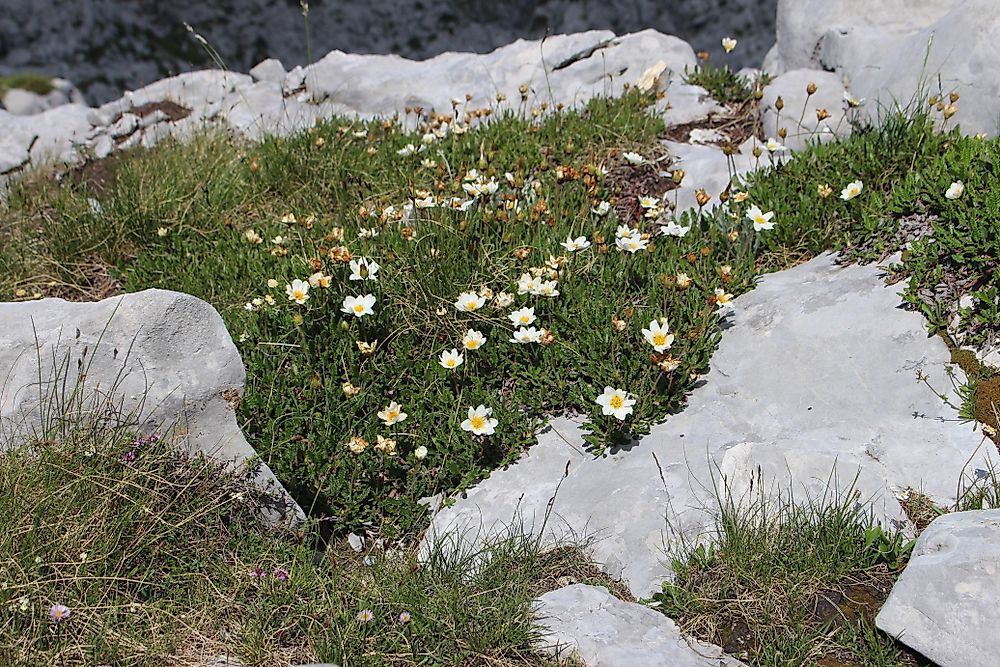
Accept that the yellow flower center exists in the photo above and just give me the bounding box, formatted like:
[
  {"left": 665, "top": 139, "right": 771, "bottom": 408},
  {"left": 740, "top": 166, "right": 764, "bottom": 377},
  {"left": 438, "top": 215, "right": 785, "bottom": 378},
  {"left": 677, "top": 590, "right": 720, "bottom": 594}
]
[
  {"left": 466, "top": 340, "right": 479, "bottom": 349},
  {"left": 354, "top": 303, "right": 364, "bottom": 313},
  {"left": 470, "top": 415, "right": 486, "bottom": 429},
  {"left": 653, "top": 333, "right": 667, "bottom": 346},
  {"left": 447, "top": 359, "right": 456, "bottom": 367},
  {"left": 466, "top": 300, "right": 478, "bottom": 310},
  {"left": 388, "top": 410, "right": 399, "bottom": 421},
  {"left": 609, "top": 395, "right": 624, "bottom": 409},
  {"left": 293, "top": 290, "right": 305, "bottom": 300}
]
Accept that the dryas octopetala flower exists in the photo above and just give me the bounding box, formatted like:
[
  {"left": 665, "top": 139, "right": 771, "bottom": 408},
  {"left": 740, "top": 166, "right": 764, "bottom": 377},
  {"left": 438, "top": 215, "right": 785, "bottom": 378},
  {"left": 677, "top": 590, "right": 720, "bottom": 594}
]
[
  {"left": 516, "top": 273, "right": 541, "bottom": 295},
  {"left": 413, "top": 445, "right": 428, "bottom": 460},
  {"left": 510, "top": 326, "right": 544, "bottom": 344},
  {"left": 454, "top": 291, "right": 486, "bottom": 312},
  {"left": 349, "top": 257, "right": 380, "bottom": 281},
  {"left": 746, "top": 205, "right": 775, "bottom": 231},
  {"left": 817, "top": 183, "right": 833, "bottom": 198},
  {"left": 285, "top": 279, "right": 310, "bottom": 304},
  {"left": 722, "top": 37, "right": 737, "bottom": 53},
  {"left": 342, "top": 294, "right": 376, "bottom": 318},
  {"left": 439, "top": 349, "right": 464, "bottom": 369},
  {"left": 616, "top": 224, "right": 639, "bottom": 239},
  {"left": 840, "top": 180, "right": 863, "bottom": 200},
  {"left": 508, "top": 307, "right": 536, "bottom": 326},
  {"left": 714, "top": 288, "right": 735, "bottom": 311},
  {"left": 639, "top": 196, "right": 660, "bottom": 209},
  {"left": 342, "top": 381, "right": 362, "bottom": 397},
  {"left": 592, "top": 200, "right": 612, "bottom": 216},
  {"left": 596, "top": 386, "right": 636, "bottom": 420},
  {"left": 377, "top": 401, "right": 407, "bottom": 426},
  {"left": 616, "top": 235, "right": 650, "bottom": 253},
  {"left": 494, "top": 291, "right": 515, "bottom": 308},
  {"left": 245, "top": 229, "right": 263, "bottom": 245},
  {"left": 642, "top": 319, "right": 675, "bottom": 352},
  {"left": 561, "top": 235, "right": 592, "bottom": 252},
  {"left": 461, "top": 405, "right": 498, "bottom": 436},
  {"left": 462, "top": 329, "right": 487, "bottom": 350},
  {"left": 308, "top": 272, "right": 332, "bottom": 288},
  {"left": 622, "top": 151, "right": 645, "bottom": 165},
  {"left": 660, "top": 220, "right": 691, "bottom": 237},
  {"left": 347, "top": 436, "right": 369, "bottom": 454},
  {"left": 945, "top": 181, "right": 965, "bottom": 200},
  {"left": 533, "top": 280, "right": 560, "bottom": 297},
  {"left": 764, "top": 138, "right": 786, "bottom": 153},
  {"left": 676, "top": 273, "right": 692, "bottom": 289}
]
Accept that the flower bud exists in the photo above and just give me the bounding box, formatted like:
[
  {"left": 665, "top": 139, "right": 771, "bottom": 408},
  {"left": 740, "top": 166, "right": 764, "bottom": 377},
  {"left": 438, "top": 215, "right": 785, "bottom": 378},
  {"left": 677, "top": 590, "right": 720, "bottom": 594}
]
[
  {"left": 777, "top": 127, "right": 787, "bottom": 139},
  {"left": 695, "top": 189, "right": 711, "bottom": 207},
  {"left": 672, "top": 169, "right": 686, "bottom": 185},
  {"left": 806, "top": 81, "right": 817, "bottom": 95},
  {"left": 775, "top": 96, "right": 784, "bottom": 111}
]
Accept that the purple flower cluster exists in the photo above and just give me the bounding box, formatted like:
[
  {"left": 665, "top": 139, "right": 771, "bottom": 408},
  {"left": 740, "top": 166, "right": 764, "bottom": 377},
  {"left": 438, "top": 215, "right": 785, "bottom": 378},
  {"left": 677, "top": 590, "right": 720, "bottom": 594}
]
[{"left": 120, "top": 433, "right": 160, "bottom": 464}]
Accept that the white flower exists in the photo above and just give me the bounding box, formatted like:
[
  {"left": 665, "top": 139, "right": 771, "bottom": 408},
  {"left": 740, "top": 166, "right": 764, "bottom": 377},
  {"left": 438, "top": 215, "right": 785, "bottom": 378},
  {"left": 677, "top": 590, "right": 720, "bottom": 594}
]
[
  {"left": 439, "top": 348, "right": 464, "bottom": 369},
  {"left": 349, "top": 257, "right": 380, "bottom": 281},
  {"left": 421, "top": 158, "right": 437, "bottom": 168},
  {"left": 945, "top": 181, "right": 965, "bottom": 200},
  {"left": 462, "top": 329, "right": 487, "bottom": 350},
  {"left": 840, "top": 180, "right": 863, "bottom": 200},
  {"left": 461, "top": 404, "right": 498, "bottom": 436},
  {"left": 421, "top": 132, "right": 437, "bottom": 145},
  {"left": 561, "top": 235, "right": 592, "bottom": 252},
  {"left": 271, "top": 235, "right": 285, "bottom": 245},
  {"left": 508, "top": 307, "right": 536, "bottom": 326},
  {"left": 592, "top": 201, "right": 612, "bottom": 216},
  {"left": 413, "top": 445, "right": 428, "bottom": 460},
  {"left": 596, "top": 386, "right": 636, "bottom": 420},
  {"left": 454, "top": 291, "right": 486, "bottom": 312},
  {"left": 397, "top": 143, "right": 420, "bottom": 156},
  {"left": 746, "top": 205, "right": 775, "bottom": 231},
  {"left": 622, "top": 151, "right": 645, "bottom": 165},
  {"left": 638, "top": 196, "right": 660, "bottom": 209},
  {"left": 764, "top": 138, "right": 786, "bottom": 153},
  {"left": 353, "top": 129, "right": 368, "bottom": 138},
  {"left": 245, "top": 229, "right": 263, "bottom": 244},
  {"left": 414, "top": 196, "right": 437, "bottom": 209},
  {"left": 377, "top": 401, "right": 408, "bottom": 426},
  {"left": 285, "top": 279, "right": 310, "bottom": 304},
  {"left": 642, "top": 319, "right": 675, "bottom": 352},
  {"left": 843, "top": 91, "right": 864, "bottom": 108},
  {"left": 308, "top": 272, "right": 331, "bottom": 288},
  {"left": 616, "top": 224, "right": 639, "bottom": 239},
  {"left": 463, "top": 169, "right": 480, "bottom": 182},
  {"left": 267, "top": 278, "right": 279, "bottom": 288},
  {"left": 510, "top": 326, "right": 543, "bottom": 344},
  {"left": 722, "top": 37, "right": 737, "bottom": 53},
  {"left": 714, "top": 288, "right": 735, "bottom": 312},
  {"left": 342, "top": 294, "right": 376, "bottom": 317},
  {"left": 157, "top": 227, "right": 168, "bottom": 237},
  {"left": 494, "top": 291, "right": 515, "bottom": 308},
  {"left": 616, "top": 235, "right": 649, "bottom": 253},
  {"left": 533, "top": 280, "right": 560, "bottom": 297},
  {"left": 516, "top": 273, "right": 541, "bottom": 295},
  {"left": 244, "top": 302, "right": 255, "bottom": 311},
  {"left": 660, "top": 220, "right": 691, "bottom": 237},
  {"left": 358, "top": 227, "right": 380, "bottom": 238}
]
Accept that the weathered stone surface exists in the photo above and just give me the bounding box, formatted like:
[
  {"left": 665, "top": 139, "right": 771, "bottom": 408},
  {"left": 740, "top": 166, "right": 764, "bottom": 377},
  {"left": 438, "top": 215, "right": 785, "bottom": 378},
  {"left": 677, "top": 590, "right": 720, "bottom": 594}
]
[
  {"left": 304, "top": 30, "right": 697, "bottom": 121},
  {"left": 0, "top": 289, "right": 303, "bottom": 527},
  {"left": 1, "top": 77, "right": 85, "bottom": 116},
  {"left": 534, "top": 584, "right": 746, "bottom": 666},
  {"left": 97, "top": 70, "right": 252, "bottom": 121},
  {"left": 425, "top": 253, "right": 988, "bottom": 597},
  {"left": 661, "top": 137, "right": 762, "bottom": 216},
  {"left": 770, "top": 0, "right": 1000, "bottom": 136},
  {"left": 249, "top": 58, "right": 287, "bottom": 84},
  {"left": 769, "top": 0, "right": 955, "bottom": 75},
  {"left": 876, "top": 510, "right": 1000, "bottom": 667},
  {"left": 761, "top": 69, "right": 849, "bottom": 151}
]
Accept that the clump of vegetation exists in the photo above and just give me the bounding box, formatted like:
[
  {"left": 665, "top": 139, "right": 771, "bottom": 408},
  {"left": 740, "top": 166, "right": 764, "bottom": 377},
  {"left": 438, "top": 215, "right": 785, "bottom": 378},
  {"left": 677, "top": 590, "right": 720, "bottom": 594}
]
[
  {"left": 0, "top": 419, "right": 609, "bottom": 666},
  {"left": 0, "top": 73, "right": 55, "bottom": 98},
  {"left": 649, "top": 476, "right": 918, "bottom": 666},
  {"left": 683, "top": 63, "right": 766, "bottom": 107}
]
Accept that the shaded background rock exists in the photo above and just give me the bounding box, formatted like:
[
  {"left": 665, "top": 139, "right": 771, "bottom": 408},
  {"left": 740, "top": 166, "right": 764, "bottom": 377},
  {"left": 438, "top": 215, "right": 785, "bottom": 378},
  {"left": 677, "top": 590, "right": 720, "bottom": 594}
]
[{"left": 0, "top": 0, "right": 777, "bottom": 104}]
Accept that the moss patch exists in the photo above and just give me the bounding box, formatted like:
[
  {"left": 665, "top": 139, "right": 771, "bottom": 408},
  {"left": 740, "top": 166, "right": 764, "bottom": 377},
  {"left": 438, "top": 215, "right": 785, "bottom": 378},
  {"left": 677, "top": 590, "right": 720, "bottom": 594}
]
[
  {"left": 975, "top": 375, "right": 1000, "bottom": 432},
  {"left": 0, "top": 73, "right": 55, "bottom": 98}
]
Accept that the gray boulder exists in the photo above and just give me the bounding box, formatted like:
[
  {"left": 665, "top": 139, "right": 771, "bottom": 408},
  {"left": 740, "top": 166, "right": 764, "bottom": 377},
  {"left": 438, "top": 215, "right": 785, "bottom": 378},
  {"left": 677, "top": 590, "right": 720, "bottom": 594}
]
[
  {"left": 769, "top": 0, "right": 1000, "bottom": 137},
  {"left": 877, "top": 510, "right": 1000, "bottom": 667},
  {"left": 1, "top": 77, "right": 85, "bottom": 115},
  {"left": 0, "top": 289, "right": 303, "bottom": 527},
  {"left": 534, "top": 584, "right": 746, "bottom": 666},
  {"left": 425, "top": 253, "right": 988, "bottom": 597}
]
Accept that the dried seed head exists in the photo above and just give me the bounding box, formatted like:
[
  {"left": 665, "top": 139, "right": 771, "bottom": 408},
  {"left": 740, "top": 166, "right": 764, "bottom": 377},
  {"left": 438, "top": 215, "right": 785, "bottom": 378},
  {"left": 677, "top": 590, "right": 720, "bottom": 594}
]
[{"left": 806, "top": 81, "right": 817, "bottom": 95}]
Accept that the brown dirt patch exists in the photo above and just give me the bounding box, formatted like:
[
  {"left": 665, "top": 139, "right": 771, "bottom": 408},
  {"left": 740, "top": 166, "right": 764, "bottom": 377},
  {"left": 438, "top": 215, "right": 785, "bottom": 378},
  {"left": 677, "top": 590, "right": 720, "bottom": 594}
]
[
  {"left": 605, "top": 144, "right": 676, "bottom": 227},
  {"left": 124, "top": 99, "right": 192, "bottom": 123},
  {"left": 663, "top": 99, "right": 763, "bottom": 149}
]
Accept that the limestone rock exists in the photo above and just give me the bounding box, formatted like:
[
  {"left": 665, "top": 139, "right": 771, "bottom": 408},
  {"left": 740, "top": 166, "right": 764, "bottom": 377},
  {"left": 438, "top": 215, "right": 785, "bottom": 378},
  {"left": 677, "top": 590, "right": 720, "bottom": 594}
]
[
  {"left": 250, "top": 58, "right": 287, "bottom": 84},
  {"left": 0, "top": 289, "right": 304, "bottom": 527},
  {"left": 425, "top": 253, "right": 988, "bottom": 597},
  {"left": 304, "top": 30, "right": 698, "bottom": 121},
  {"left": 534, "top": 584, "right": 746, "bottom": 666},
  {"left": 876, "top": 510, "right": 1000, "bottom": 667}
]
